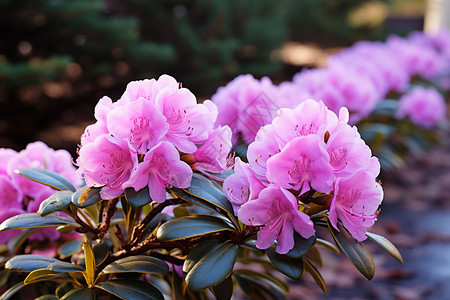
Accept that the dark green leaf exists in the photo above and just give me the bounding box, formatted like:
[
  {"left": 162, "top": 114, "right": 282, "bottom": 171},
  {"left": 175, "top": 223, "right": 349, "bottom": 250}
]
[
  {"left": 157, "top": 215, "right": 233, "bottom": 241},
  {"left": 316, "top": 238, "right": 340, "bottom": 254},
  {"left": 303, "top": 258, "right": 327, "bottom": 294},
  {"left": 366, "top": 232, "right": 403, "bottom": 265},
  {"left": 234, "top": 269, "right": 288, "bottom": 298},
  {"left": 170, "top": 188, "right": 230, "bottom": 218},
  {"left": 100, "top": 255, "right": 168, "bottom": 275},
  {"left": 56, "top": 283, "right": 73, "bottom": 299},
  {"left": 61, "top": 288, "right": 95, "bottom": 300},
  {"left": 285, "top": 233, "right": 316, "bottom": 259},
  {"left": 71, "top": 186, "right": 102, "bottom": 208},
  {"left": 96, "top": 279, "right": 164, "bottom": 300},
  {"left": 266, "top": 248, "right": 303, "bottom": 280},
  {"left": 0, "top": 213, "right": 80, "bottom": 231},
  {"left": 58, "top": 240, "right": 82, "bottom": 259},
  {"left": 93, "top": 242, "right": 110, "bottom": 267},
  {"left": 211, "top": 275, "right": 233, "bottom": 300},
  {"left": 7, "top": 228, "right": 39, "bottom": 252},
  {"left": 25, "top": 268, "right": 72, "bottom": 284},
  {"left": 0, "top": 270, "right": 10, "bottom": 287},
  {"left": 34, "top": 295, "right": 59, "bottom": 300},
  {"left": 328, "top": 221, "right": 375, "bottom": 280},
  {"left": 125, "top": 187, "right": 152, "bottom": 208},
  {"left": 16, "top": 168, "right": 75, "bottom": 192},
  {"left": 0, "top": 282, "right": 25, "bottom": 300},
  {"left": 304, "top": 246, "right": 323, "bottom": 267},
  {"left": 48, "top": 261, "right": 85, "bottom": 273},
  {"left": 235, "top": 274, "right": 279, "bottom": 300},
  {"left": 38, "top": 190, "right": 74, "bottom": 216},
  {"left": 185, "top": 241, "right": 238, "bottom": 291},
  {"left": 5, "top": 255, "right": 59, "bottom": 272},
  {"left": 183, "top": 240, "right": 223, "bottom": 274},
  {"left": 188, "top": 176, "right": 234, "bottom": 217}
]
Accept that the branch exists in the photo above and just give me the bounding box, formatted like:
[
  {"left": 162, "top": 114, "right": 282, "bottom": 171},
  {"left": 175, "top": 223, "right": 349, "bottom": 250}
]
[{"left": 97, "top": 197, "right": 120, "bottom": 239}]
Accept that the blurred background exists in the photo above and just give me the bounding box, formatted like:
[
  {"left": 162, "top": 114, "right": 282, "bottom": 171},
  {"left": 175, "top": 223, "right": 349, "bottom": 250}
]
[
  {"left": 0, "top": 0, "right": 432, "bottom": 155},
  {"left": 1, "top": 1, "right": 450, "bottom": 299}
]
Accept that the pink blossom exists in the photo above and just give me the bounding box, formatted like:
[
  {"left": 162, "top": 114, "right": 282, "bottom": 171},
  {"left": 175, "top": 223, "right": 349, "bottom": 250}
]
[
  {"left": 238, "top": 185, "right": 315, "bottom": 254},
  {"left": 193, "top": 126, "right": 233, "bottom": 175},
  {"left": 272, "top": 100, "right": 328, "bottom": 147},
  {"left": 266, "top": 135, "right": 334, "bottom": 194},
  {"left": 76, "top": 135, "right": 137, "bottom": 199},
  {"left": 326, "top": 125, "right": 380, "bottom": 178},
  {"left": 212, "top": 74, "right": 279, "bottom": 144},
  {"left": 125, "top": 142, "right": 192, "bottom": 203},
  {"left": 0, "top": 174, "right": 22, "bottom": 210},
  {"left": 107, "top": 98, "right": 168, "bottom": 153},
  {"left": 0, "top": 149, "right": 17, "bottom": 175},
  {"left": 329, "top": 169, "right": 383, "bottom": 241},
  {"left": 396, "top": 87, "right": 447, "bottom": 128},
  {"left": 247, "top": 124, "right": 281, "bottom": 184},
  {"left": 223, "top": 157, "right": 265, "bottom": 214}
]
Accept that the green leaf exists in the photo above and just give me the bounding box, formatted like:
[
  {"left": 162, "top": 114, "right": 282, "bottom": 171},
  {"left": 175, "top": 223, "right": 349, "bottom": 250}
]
[
  {"left": 234, "top": 269, "right": 288, "bottom": 299},
  {"left": 328, "top": 221, "right": 375, "bottom": 280},
  {"left": 185, "top": 241, "right": 238, "bottom": 291},
  {"left": 38, "top": 190, "right": 74, "bottom": 216},
  {"left": 93, "top": 242, "right": 110, "bottom": 267},
  {"left": 188, "top": 176, "right": 234, "bottom": 217},
  {"left": 82, "top": 235, "right": 96, "bottom": 285},
  {"left": 0, "top": 213, "right": 80, "bottom": 231},
  {"left": 125, "top": 187, "right": 152, "bottom": 208},
  {"left": 157, "top": 215, "right": 234, "bottom": 241},
  {"left": 303, "top": 258, "right": 327, "bottom": 294},
  {"left": 48, "top": 261, "right": 85, "bottom": 273},
  {"left": 170, "top": 188, "right": 230, "bottom": 218},
  {"left": 99, "top": 255, "right": 168, "bottom": 275},
  {"left": 15, "top": 168, "right": 75, "bottom": 192},
  {"left": 266, "top": 248, "right": 304, "bottom": 280},
  {"left": 183, "top": 240, "right": 222, "bottom": 274},
  {"left": 58, "top": 240, "right": 82, "bottom": 259},
  {"left": 7, "top": 228, "right": 39, "bottom": 252},
  {"left": 55, "top": 283, "right": 73, "bottom": 298},
  {"left": 5, "top": 255, "right": 59, "bottom": 272},
  {"left": 0, "top": 282, "right": 25, "bottom": 300},
  {"left": 0, "top": 270, "right": 10, "bottom": 287},
  {"left": 284, "top": 233, "right": 316, "bottom": 259},
  {"left": 96, "top": 279, "right": 164, "bottom": 300},
  {"left": 366, "top": 232, "right": 404, "bottom": 265},
  {"left": 71, "top": 186, "right": 102, "bottom": 208},
  {"left": 25, "top": 268, "right": 72, "bottom": 284},
  {"left": 61, "top": 288, "right": 95, "bottom": 300},
  {"left": 211, "top": 275, "right": 233, "bottom": 300},
  {"left": 34, "top": 295, "right": 59, "bottom": 300},
  {"left": 316, "top": 238, "right": 340, "bottom": 254}
]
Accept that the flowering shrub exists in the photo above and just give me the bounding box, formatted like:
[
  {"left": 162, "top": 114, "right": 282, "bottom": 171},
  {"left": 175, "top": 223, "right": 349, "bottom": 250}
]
[
  {"left": 0, "top": 142, "right": 80, "bottom": 252},
  {"left": 0, "top": 76, "right": 402, "bottom": 299},
  {"left": 212, "top": 30, "right": 449, "bottom": 170}
]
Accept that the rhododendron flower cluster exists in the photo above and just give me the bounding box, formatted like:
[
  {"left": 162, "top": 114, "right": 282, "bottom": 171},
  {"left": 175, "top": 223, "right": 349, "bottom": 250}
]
[
  {"left": 396, "top": 86, "right": 447, "bottom": 128},
  {"left": 212, "top": 30, "right": 450, "bottom": 139},
  {"left": 77, "top": 75, "right": 232, "bottom": 202},
  {"left": 224, "top": 100, "right": 383, "bottom": 253},
  {"left": 0, "top": 142, "right": 79, "bottom": 245}
]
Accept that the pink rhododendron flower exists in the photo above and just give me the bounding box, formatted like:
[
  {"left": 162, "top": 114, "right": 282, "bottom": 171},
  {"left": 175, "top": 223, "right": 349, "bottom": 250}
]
[
  {"left": 193, "top": 126, "right": 233, "bottom": 175},
  {"left": 77, "top": 135, "right": 137, "bottom": 199},
  {"left": 396, "top": 87, "right": 447, "bottom": 128},
  {"left": 266, "top": 135, "right": 334, "bottom": 194},
  {"left": 247, "top": 124, "right": 281, "bottom": 184},
  {"left": 326, "top": 125, "right": 380, "bottom": 178},
  {"left": 0, "top": 207, "right": 25, "bottom": 244},
  {"left": 272, "top": 100, "right": 328, "bottom": 147},
  {"left": 107, "top": 97, "right": 168, "bottom": 153},
  {"left": 238, "top": 185, "right": 315, "bottom": 254},
  {"left": 223, "top": 157, "right": 265, "bottom": 214},
  {"left": 212, "top": 74, "right": 279, "bottom": 144},
  {"left": 126, "top": 142, "right": 192, "bottom": 203},
  {"left": 329, "top": 169, "right": 383, "bottom": 241},
  {"left": 0, "top": 174, "right": 22, "bottom": 211}
]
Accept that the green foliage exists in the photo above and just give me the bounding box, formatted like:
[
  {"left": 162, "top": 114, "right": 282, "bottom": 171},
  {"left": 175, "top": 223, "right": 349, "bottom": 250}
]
[
  {"left": 15, "top": 168, "right": 76, "bottom": 192},
  {"left": 0, "top": 171, "right": 403, "bottom": 299}
]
